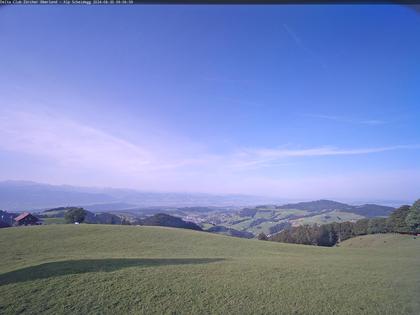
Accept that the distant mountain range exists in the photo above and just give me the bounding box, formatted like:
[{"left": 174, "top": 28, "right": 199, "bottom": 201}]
[{"left": 0, "top": 180, "right": 280, "bottom": 211}]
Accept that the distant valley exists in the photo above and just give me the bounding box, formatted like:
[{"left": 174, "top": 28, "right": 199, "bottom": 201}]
[
  {"left": 0, "top": 181, "right": 397, "bottom": 239},
  {"left": 27, "top": 200, "right": 394, "bottom": 239},
  {"left": 172, "top": 199, "right": 394, "bottom": 237}
]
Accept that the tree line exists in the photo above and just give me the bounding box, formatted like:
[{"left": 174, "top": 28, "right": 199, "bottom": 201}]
[{"left": 263, "top": 199, "right": 420, "bottom": 247}]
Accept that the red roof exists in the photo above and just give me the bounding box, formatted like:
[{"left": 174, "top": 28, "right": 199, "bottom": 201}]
[{"left": 14, "top": 212, "right": 32, "bottom": 221}]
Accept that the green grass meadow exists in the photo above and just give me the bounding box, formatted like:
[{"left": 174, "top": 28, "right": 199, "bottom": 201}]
[
  {"left": 0, "top": 225, "right": 419, "bottom": 314},
  {"left": 42, "top": 217, "right": 66, "bottom": 225}
]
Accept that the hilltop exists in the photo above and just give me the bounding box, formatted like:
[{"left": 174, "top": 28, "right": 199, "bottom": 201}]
[
  {"left": 39, "top": 207, "right": 125, "bottom": 225},
  {"left": 39, "top": 208, "right": 202, "bottom": 231},
  {"left": 276, "top": 199, "right": 394, "bottom": 217},
  {"left": 277, "top": 199, "right": 353, "bottom": 212},
  {"left": 0, "top": 225, "right": 419, "bottom": 314},
  {"left": 140, "top": 213, "right": 202, "bottom": 231}
]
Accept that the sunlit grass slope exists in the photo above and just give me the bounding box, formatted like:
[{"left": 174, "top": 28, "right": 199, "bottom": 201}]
[
  {"left": 1, "top": 225, "right": 419, "bottom": 314},
  {"left": 339, "top": 233, "right": 419, "bottom": 248}
]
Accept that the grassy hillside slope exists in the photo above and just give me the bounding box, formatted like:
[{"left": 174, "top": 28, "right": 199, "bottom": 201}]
[
  {"left": 340, "top": 233, "right": 419, "bottom": 248},
  {"left": 0, "top": 226, "right": 419, "bottom": 314}
]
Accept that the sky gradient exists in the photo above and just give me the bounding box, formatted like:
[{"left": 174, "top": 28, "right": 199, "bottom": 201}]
[{"left": 0, "top": 5, "right": 419, "bottom": 201}]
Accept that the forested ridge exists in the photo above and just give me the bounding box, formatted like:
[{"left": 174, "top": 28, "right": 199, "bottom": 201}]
[{"left": 268, "top": 200, "right": 420, "bottom": 247}]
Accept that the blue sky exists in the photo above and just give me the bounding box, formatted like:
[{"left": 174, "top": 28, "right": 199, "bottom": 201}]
[{"left": 0, "top": 5, "right": 419, "bottom": 201}]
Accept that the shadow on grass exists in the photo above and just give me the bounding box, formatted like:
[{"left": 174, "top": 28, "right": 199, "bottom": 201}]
[{"left": 0, "top": 258, "right": 224, "bottom": 286}]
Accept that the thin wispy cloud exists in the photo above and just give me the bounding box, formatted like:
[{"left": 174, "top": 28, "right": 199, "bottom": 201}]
[
  {"left": 226, "top": 169, "right": 420, "bottom": 200},
  {"left": 307, "top": 114, "right": 387, "bottom": 125},
  {"left": 0, "top": 109, "right": 417, "bottom": 174},
  {"left": 230, "top": 145, "right": 420, "bottom": 169},
  {"left": 220, "top": 97, "right": 265, "bottom": 109},
  {"left": 202, "top": 76, "right": 255, "bottom": 84},
  {"left": 283, "top": 23, "right": 304, "bottom": 47},
  {"left": 0, "top": 108, "right": 418, "bottom": 196},
  {"left": 359, "top": 120, "right": 387, "bottom": 125},
  {"left": 0, "top": 110, "right": 152, "bottom": 173},
  {"left": 0, "top": 109, "right": 215, "bottom": 176},
  {"left": 283, "top": 23, "right": 327, "bottom": 69}
]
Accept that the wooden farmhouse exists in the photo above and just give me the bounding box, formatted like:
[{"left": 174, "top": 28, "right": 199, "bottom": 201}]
[{"left": 14, "top": 212, "right": 40, "bottom": 226}]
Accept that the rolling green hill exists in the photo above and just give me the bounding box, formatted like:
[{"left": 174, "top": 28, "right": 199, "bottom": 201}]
[
  {"left": 140, "top": 213, "right": 202, "bottom": 231},
  {"left": 0, "top": 225, "right": 419, "bottom": 314},
  {"left": 293, "top": 210, "right": 365, "bottom": 226},
  {"left": 194, "top": 200, "right": 395, "bottom": 237},
  {"left": 276, "top": 199, "right": 394, "bottom": 217}
]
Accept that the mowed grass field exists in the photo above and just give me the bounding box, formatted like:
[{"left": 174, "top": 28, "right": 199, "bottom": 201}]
[{"left": 0, "top": 225, "right": 419, "bottom": 315}]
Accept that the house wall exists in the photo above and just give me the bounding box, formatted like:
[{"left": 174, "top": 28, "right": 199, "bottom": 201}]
[{"left": 17, "top": 216, "right": 39, "bottom": 226}]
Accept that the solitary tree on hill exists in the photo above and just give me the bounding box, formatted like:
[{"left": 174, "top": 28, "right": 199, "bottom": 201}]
[
  {"left": 257, "top": 232, "right": 268, "bottom": 241},
  {"left": 64, "top": 208, "right": 87, "bottom": 224}
]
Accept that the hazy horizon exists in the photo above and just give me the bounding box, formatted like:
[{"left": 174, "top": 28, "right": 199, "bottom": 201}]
[
  {"left": 0, "top": 179, "right": 413, "bottom": 207},
  {"left": 1, "top": 5, "right": 419, "bottom": 201}
]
